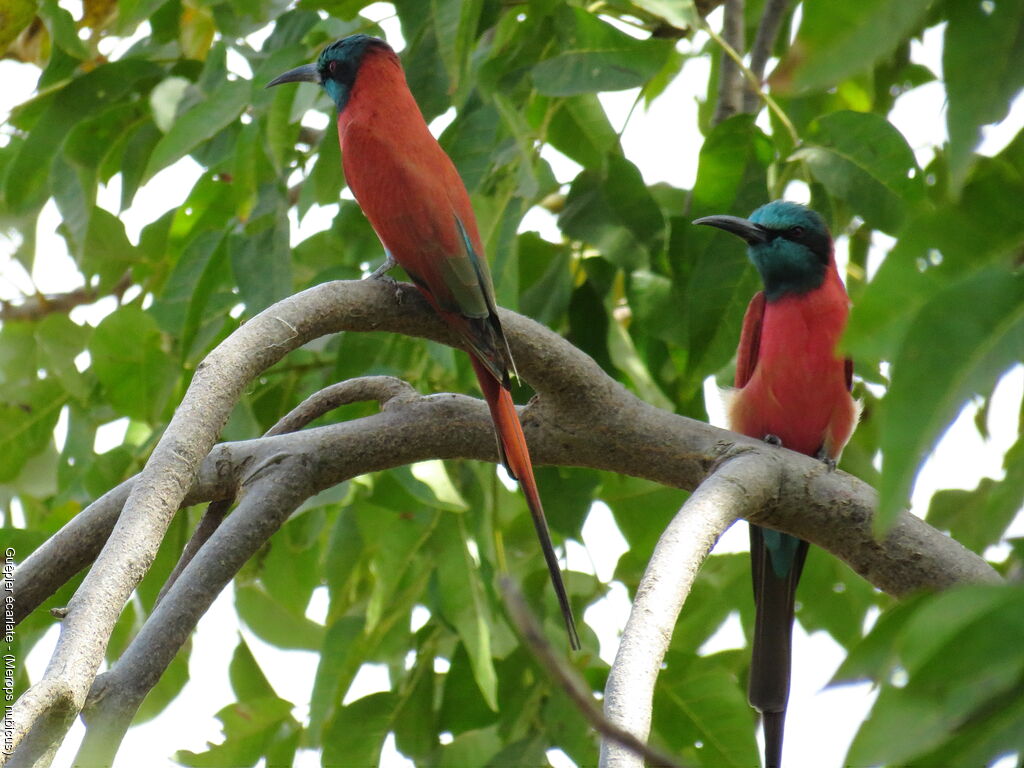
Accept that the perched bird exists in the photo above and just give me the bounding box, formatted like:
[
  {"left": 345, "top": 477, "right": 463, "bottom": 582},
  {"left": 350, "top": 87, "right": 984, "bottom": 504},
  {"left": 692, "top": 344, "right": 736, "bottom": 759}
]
[
  {"left": 268, "top": 36, "right": 580, "bottom": 650},
  {"left": 694, "top": 202, "right": 858, "bottom": 767}
]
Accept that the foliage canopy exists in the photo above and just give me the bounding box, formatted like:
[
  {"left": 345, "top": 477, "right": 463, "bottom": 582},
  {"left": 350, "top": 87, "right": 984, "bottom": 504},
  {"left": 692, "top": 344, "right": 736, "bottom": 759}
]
[{"left": 2, "top": 0, "right": 1023, "bottom": 765}]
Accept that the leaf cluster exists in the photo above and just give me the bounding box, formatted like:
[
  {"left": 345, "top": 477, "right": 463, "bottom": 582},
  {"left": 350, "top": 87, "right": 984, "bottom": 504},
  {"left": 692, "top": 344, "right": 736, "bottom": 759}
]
[{"left": 1, "top": 0, "right": 1022, "bottom": 765}]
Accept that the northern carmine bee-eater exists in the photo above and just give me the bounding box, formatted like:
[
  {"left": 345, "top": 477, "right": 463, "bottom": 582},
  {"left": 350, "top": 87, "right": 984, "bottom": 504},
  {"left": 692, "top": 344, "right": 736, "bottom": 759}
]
[
  {"left": 694, "top": 201, "right": 858, "bottom": 767},
  {"left": 268, "top": 35, "right": 580, "bottom": 650}
]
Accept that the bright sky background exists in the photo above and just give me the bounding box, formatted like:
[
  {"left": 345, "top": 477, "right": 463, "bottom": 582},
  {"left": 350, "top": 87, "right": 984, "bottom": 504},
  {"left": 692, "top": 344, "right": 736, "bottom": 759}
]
[{"left": 3, "top": 3, "right": 1024, "bottom": 767}]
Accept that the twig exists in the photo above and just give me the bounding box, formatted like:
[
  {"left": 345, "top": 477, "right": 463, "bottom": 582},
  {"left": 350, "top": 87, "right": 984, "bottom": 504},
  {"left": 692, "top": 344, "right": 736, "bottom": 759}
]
[
  {"left": 712, "top": 0, "right": 745, "bottom": 124},
  {"left": 500, "top": 578, "right": 686, "bottom": 768},
  {"left": 600, "top": 457, "right": 761, "bottom": 768},
  {"left": 700, "top": 16, "right": 799, "bottom": 146},
  {"left": 743, "top": 0, "right": 790, "bottom": 113},
  {"left": 265, "top": 375, "right": 418, "bottom": 436},
  {"left": 0, "top": 273, "right": 132, "bottom": 322}
]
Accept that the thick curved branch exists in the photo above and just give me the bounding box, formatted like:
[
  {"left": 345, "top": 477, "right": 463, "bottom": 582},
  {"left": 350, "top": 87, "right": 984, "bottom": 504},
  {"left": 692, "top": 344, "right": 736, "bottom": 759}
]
[
  {"left": 600, "top": 456, "right": 761, "bottom": 768},
  {"left": 2, "top": 280, "right": 999, "bottom": 764},
  {"left": 75, "top": 461, "right": 312, "bottom": 766},
  {"left": 153, "top": 376, "right": 418, "bottom": 605},
  {"left": 6, "top": 280, "right": 425, "bottom": 760}
]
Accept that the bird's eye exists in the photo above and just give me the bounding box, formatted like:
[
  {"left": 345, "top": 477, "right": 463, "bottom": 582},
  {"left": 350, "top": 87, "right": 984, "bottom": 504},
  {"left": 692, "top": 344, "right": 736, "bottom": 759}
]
[
  {"left": 328, "top": 60, "right": 339, "bottom": 76},
  {"left": 789, "top": 226, "right": 805, "bottom": 237}
]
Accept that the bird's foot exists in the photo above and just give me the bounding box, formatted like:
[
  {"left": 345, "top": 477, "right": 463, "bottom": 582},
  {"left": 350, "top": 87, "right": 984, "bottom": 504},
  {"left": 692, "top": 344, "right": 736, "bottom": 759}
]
[
  {"left": 372, "top": 272, "right": 403, "bottom": 302},
  {"left": 816, "top": 446, "right": 837, "bottom": 472},
  {"left": 366, "top": 250, "right": 397, "bottom": 281},
  {"left": 763, "top": 433, "right": 783, "bottom": 448},
  {"left": 365, "top": 256, "right": 404, "bottom": 303}
]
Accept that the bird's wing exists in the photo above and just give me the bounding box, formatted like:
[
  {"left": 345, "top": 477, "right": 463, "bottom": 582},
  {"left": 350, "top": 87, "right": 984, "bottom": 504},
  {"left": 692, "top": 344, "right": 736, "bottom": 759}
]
[
  {"left": 735, "top": 290, "right": 766, "bottom": 388},
  {"left": 342, "top": 121, "right": 511, "bottom": 381}
]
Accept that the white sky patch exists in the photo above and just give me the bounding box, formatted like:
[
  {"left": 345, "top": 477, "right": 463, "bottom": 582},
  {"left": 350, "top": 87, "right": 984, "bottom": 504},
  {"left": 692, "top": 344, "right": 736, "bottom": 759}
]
[
  {"left": 581, "top": 501, "right": 628, "bottom": 582},
  {"left": 342, "top": 662, "right": 391, "bottom": 705},
  {"left": 94, "top": 418, "right": 129, "bottom": 453}
]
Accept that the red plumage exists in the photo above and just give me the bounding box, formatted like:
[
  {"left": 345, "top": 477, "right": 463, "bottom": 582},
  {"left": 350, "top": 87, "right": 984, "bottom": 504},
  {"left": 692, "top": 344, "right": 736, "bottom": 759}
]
[
  {"left": 727, "top": 247, "right": 857, "bottom": 768},
  {"left": 335, "top": 44, "right": 579, "bottom": 649},
  {"left": 729, "top": 257, "right": 856, "bottom": 460}
]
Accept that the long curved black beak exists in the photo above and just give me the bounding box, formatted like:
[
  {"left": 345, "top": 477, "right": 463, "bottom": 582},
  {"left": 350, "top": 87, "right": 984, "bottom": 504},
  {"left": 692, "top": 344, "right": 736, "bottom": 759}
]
[
  {"left": 266, "top": 63, "right": 320, "bottom": 89},
  {"left": 693, "top": 214, "right": 769, "bottom": 245}
]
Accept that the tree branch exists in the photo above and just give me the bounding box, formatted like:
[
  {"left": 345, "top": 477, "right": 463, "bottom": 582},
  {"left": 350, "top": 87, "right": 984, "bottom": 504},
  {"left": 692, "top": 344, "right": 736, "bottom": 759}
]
[
  {"left": 2, "top": 280, "right": 1000, "bottom": 765},
  {"left": 500, "top": 578, "right": 685, "bottom": 768},
  {"left": 712, "top": 0, "right": 745, "bottom": 124},
  {"left": 75, "top": 462, "right": 313, "bottom": 766},
  {"left": 0, "top": 273, "right": 131, "bottom": 323},
  {"left": 743, "top": 0, "right": 789, "bottom": 113},
  {"left": 151, "top": 376, "right": 418, "bottom": 605},
  {"left": 600, "top": 456, "right": 765, "bottom": 768}
]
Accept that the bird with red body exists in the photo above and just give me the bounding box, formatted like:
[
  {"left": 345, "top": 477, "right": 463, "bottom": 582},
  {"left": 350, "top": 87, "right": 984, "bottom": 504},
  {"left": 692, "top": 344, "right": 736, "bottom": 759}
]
[
  {"left": 269, "top": 36, "right": 580, "bottom": 650},
  {"left": 695, "top": 201, "right": 858, "bottom": 767}
]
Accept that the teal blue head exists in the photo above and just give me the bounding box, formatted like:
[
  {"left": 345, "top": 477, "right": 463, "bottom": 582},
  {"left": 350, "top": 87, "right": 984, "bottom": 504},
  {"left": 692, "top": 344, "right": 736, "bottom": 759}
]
[
  {"left": 266, "top": 35, "right": 393, "bottom": 111},
  {"left": 694, "top": 201, "right": 833, "bottom": 301}
]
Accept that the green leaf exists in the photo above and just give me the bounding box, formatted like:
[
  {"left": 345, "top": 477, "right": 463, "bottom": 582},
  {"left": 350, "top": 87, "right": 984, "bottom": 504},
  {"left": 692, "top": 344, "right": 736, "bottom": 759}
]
[
  {"left": 149, "top": 230, "right": 231, "bottom": 356},
  {"left": 81, "top": 207, "right": 140, "bottom": 292},
  {"left": 652, "top": 651, "right": 760, "bottom": 767},
  {"left": 944, "top": 0, "right": 1024, "bottom": 188},
  {"left": 144, "top": 79, "right": 250, "bottom": 182},
  {"left": 38, "top": 0, "right": 89, "bottom": 59},
  {"left": 4, "top": 59, "right": 161, "bottom": 215},
  {"left": 395, "top": 0, "right": 450, "bottom": 121},
  {"left": 518, "top": 232, "right": 573, "bottom": 327},
  {"left": 532, "top": 7, "right": 675, "bottom": 97},
  {"left": 673, "top": 116, "right": 770, "bottom": 388},
  {"left": 354, "top": 496, "right": 438, "bottom": 633},
  {"left": 668, "top": 554, "right": 748, "bottom": 654},
  {"left": 770, "top": 0, "right": 932, "bottom": 95},
  {"left": 846, "top": 586, "right": 1024, "bottom": 766},
  {"left": 438, "top": 726, "right": 503, "bottom": 767},
  {"left": 432, "top": 512, "right": 498, "bottom": 711},
  {"left": 235, "top": 582, "right": 325, "bottom": 651},
  {"left": 797, "top": 546, "right": 880, "bottom": 650},
  {"left": 307, "top": 616, "right": 367, "bottom": 745},
  {"left": 116, "top": 0, "right": 175, "bottom": 34},
  {"left": 393, "top": 645, "right": 439, "bottom": 760},
  {"left": 630, "top": 0, "right": 698, "bottom": 30},
  {"left": 546, "top": 94, "right": 619, "bottom": 170},
  {"left": 0, "top": 378, "right": 64, "bottom": 483},
  {"left": 793, "top": 110, "right": 923, "bottom": 233},
  {"left": 229, "top": 637, "right": 279, "bottom": 702},
  {"left": 559, "top": 154, "right": 665, "bottom": 271},
  {"left": 175, "top": 696, "right": 298, "bottom": 767},
  {"left": 926, "top": 464, "right": 1024, "bottom": 555},
  {"left": 439, "top": 641, "right": 499, "bottom": 735},
  {"left": 832, "top": 594, "right": 928, "bottom": 685},
  {"left": 845, "top": 141, "right": 1024, "bottom": 363},
  {"left": 136, "top": 652, "right": 189, "bottom": 724},
  {"left": 35, "top": 314, "right": 91, "bottom": 403},
  {"left": 431, "top": 0, "right": 482, "bottom": 97},
  {"left": 89, "top": 304, "right": 176, "bottom": 422},
  {"left": 119, "top": 121, "right": 163, "bottom": 211},
  {"left": 322, "top": 692, "right": 396, "bottom": 768},
  {"left": 877, "top": 267, "right": 1024, "bottom": 530},
  {"left": 229, "top": 216, "right": 293, "bottom": 316}
]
